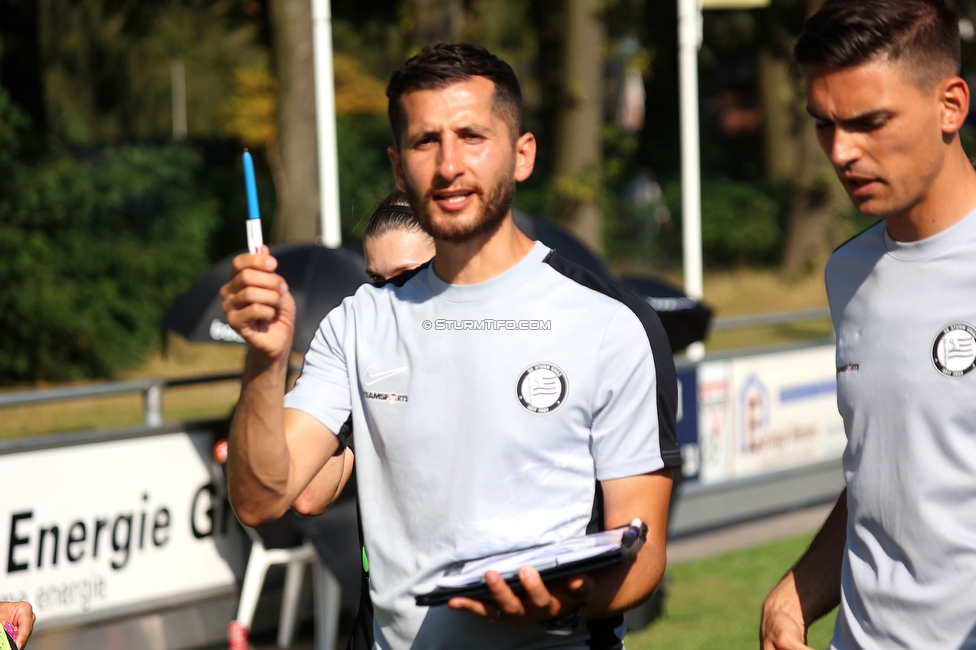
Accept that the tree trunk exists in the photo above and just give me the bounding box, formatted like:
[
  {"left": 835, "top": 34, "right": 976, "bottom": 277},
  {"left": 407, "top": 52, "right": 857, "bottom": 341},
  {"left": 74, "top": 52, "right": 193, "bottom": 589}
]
[
  {"left": 408, "top": 0, "right": 464, "bottom": 46},
  {"left": 756, "top": 49, "right": 795, "bottom": 182},
  {"left": 553, "top": 0, "right": 605, "bottom": 254},
  {"left": 779, "top": 0, "right": 849, "bottom": 273},
  {"left": 0, "top": 0, "right": 46, "bottom": 128},
  {"left": 268, "top": 0, "right": 319, "bottom": 243},
  {"left": 780, "top": 111, "right": 847, "bottom": 273}
]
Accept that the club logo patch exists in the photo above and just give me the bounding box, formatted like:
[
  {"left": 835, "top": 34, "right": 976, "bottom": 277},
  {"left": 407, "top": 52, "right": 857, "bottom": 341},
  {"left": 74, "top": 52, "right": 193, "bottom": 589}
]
[
  {"left": 516, "top": 363, "right": 568, "bottom": 414},
  {"left": 932, "top": 323, "right": 976, "bottom": 377}
]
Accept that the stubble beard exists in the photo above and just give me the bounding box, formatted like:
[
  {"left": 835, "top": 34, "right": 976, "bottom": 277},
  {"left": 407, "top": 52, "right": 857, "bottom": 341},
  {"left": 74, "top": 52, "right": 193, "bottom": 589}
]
[{"left": 405, "top": 171, "right": 516, "bottom": 243}]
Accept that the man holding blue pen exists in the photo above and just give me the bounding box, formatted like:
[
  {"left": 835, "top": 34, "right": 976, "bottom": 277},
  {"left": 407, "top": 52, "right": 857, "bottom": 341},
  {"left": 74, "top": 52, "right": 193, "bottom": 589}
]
[{"left": 221, "top": 44, "right": 679, "bottom": 649}]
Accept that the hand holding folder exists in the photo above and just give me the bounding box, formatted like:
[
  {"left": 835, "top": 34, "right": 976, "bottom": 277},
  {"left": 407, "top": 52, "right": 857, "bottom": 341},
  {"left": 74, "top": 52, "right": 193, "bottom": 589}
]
[{"left": 416, "top": 520, "right": 647, "bottom": 607}]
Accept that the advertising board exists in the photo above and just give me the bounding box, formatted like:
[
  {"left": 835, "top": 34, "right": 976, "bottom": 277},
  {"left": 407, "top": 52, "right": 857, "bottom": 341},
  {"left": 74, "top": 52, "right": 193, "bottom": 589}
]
[
  {"left": 696, "top": 345, "right": 847, "bottom": 483},
  {"left": 675, "top": 367, "right": 700, "bottom": 479},
  {"left": 0, "top": 429, "right": 246, "bottom": 625}
]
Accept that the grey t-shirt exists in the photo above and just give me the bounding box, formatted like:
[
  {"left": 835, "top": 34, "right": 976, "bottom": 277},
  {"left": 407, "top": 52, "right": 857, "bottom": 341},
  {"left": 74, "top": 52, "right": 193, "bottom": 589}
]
[
  {"left": 827, "top": 211, "right": 976, "bottom": 649},
  {"left": 285, "top": 242, "right": 680, "bottom": 649}
]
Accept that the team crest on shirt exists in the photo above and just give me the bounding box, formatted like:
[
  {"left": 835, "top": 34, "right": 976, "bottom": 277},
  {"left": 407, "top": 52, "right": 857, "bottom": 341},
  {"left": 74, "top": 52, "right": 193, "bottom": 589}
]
[
  {"left": 516, "top": 363, "right": 568, "bottom": 414},
  {"left": 932, "top": 323, "right": 976, "bottom": 377}
]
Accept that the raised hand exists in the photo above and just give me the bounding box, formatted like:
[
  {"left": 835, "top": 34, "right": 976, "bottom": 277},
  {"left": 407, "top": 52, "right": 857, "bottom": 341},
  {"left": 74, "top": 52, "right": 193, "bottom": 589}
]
[{"left": 220, "top": 246, "right": 296, "bottom": 360}]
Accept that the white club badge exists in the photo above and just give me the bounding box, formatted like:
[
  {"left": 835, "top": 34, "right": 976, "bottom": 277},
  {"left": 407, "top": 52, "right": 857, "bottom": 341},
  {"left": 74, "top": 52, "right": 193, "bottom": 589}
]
[
  {"left": 517, "top": 363, "right": 568, "bottom": 414},
  {"left": 932, "top": 323, "right": 976, "bottom": 377}
]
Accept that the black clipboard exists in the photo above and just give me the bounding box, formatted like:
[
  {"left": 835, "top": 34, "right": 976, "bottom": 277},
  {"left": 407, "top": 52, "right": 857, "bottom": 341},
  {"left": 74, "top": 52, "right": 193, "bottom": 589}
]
[{"left": 415, "top": 522, "right": 647, "bottom": 607}]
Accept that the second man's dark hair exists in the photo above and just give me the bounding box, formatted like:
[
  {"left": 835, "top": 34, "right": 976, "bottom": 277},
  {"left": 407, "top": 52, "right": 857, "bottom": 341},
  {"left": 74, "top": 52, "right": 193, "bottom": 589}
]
[
  {"left": 795, "top": 0, "right": 960, "bottom": 87},
  {"left": 386, "top": 43, "right": 523, "bottom": 147}
]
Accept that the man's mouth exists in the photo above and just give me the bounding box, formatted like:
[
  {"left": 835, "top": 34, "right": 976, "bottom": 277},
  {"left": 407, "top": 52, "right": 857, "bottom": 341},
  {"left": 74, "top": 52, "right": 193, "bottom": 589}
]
[
  {"left": 844, "top": 175, "right": 881, "bottom": 198},
  {"left": 432, "top": 189, "right": 477, "bottom": 211}
]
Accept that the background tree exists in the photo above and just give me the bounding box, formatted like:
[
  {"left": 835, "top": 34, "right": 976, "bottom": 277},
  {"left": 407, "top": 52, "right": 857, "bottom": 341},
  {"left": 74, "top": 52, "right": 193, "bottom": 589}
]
[
  {"left": 774, "top": 0, "right": 850, "bottom": 273},
  {"left": 267, "top": 0, "right": 319, "bottom": 242},
  {"left": 409, "top": 0, "right": 464, "bottom": 44},
  {"left": 552, "top": 0, "right": 607, "bottom": 254},
  {"left": 0, "top": 0, "right": 45, "bottom": 129}
]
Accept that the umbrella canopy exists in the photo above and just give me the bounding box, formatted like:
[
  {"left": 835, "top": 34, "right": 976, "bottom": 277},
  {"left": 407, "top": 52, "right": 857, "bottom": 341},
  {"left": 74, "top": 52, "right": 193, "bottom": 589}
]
[
  {"left": 162, "top": 243, "right": 369, "bottom": 354},
  {"left": 514, "top": 210, "right": 712, "bottom": 352},
  {"left": 617, "top": 276, "right": 713, "bottom": 352}
]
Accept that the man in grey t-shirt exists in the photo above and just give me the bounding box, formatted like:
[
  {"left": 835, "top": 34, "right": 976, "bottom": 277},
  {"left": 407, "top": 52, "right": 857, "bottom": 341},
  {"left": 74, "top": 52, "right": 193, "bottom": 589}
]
[
  {"left": 221, "top": 44, "right": 679, "bottom": 649},
  {"left": 761, "top": 1, "right": 976, "bottom": 649}
]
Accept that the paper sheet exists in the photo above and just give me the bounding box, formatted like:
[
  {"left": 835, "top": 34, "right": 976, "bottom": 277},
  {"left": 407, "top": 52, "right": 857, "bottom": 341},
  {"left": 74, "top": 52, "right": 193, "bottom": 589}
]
[{"left": 436, "top": 528, "right": 628, "bottom": 589}]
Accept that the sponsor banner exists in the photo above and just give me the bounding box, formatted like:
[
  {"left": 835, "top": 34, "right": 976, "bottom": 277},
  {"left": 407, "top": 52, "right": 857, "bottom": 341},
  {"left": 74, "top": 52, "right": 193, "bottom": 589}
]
[
  {"left": 697, "top": 360, "right": 734, "bottom": 484},
  {"left": 730, "top": 346, "right": 846, "bottom": 478},
  {"left": 675, "top": 367, "right": 700, "bottom": 479},
  {"left": 696, "top": 346, "right": 847, "bottom": 484},
  {"left": 0, "top": 431, "right": 246, "bottom": 624}
]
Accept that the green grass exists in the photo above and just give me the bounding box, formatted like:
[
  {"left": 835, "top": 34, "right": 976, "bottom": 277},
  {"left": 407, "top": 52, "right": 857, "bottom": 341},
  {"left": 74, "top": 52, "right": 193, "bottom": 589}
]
[{"left": 626, "top": 533, "right": 838, "bottom": 650}]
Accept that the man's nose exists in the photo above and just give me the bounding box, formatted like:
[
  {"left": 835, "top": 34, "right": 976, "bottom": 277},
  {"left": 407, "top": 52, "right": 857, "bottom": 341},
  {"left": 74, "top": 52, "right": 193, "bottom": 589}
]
[
  {"left": 829, "top": 129, "right": 861, "bottom": 168},
  {"left": 436, "top": 137, "right": 464, "bottom": 181}
]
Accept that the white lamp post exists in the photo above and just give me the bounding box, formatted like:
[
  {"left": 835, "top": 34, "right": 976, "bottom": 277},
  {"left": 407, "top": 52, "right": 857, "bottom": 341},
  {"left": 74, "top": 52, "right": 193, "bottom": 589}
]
[
  {"left": 678, "top": 0, "right": 770, "bottom": 360},
  {"left": 311, "top": 0, "right": 342, "bottom": 248}
]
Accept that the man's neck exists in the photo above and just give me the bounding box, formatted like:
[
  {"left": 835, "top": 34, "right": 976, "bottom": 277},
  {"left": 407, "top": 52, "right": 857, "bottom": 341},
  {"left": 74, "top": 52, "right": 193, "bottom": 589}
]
[
  {"left": 432, "top": 214, "right": 536, "bottom": 285},
  {"left": 887, "top": 144, "right": 976, "bottom": 242}
]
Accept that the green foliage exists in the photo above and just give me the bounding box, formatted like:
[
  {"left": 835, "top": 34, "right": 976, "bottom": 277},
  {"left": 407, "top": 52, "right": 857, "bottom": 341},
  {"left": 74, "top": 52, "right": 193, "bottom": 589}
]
[
  {"left": 0, "top": 93, "right": 217, "bottom": 382},
  {"left": 337, "top": 114, "right": 398, "bottom": 241},
  {"left": 42, "top": 0, "right": 266, "bottom": 142},
  {"left": 662, "top": 180, "right": 787, "bottom": 267}
]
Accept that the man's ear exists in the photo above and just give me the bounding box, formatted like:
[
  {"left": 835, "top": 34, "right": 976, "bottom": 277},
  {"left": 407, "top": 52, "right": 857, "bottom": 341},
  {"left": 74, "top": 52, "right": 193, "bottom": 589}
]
[
  {"left": 388, "top": 146, "right": 406, "bottom": 191},
  {"left": 940, "top": 76, "right": 970, "bottom": 135},
  {"left": 513, "top": 132, "right": 537, "bottom": 183}
]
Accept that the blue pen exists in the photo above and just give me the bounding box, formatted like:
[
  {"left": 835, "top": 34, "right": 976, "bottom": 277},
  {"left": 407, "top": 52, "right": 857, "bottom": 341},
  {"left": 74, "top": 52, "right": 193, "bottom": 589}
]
[{"left": 242, "top": 150, "right": 264, "bottom": 254}]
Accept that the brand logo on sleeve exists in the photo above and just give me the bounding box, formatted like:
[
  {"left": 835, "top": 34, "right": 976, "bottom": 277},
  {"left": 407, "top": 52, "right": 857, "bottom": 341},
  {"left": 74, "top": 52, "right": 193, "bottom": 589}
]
[
  {"left": 516, "top": 363, "right": 568, "bottom": 414},
  {"left": 932, "top": 323, "right": 976, "bottom": 377}
]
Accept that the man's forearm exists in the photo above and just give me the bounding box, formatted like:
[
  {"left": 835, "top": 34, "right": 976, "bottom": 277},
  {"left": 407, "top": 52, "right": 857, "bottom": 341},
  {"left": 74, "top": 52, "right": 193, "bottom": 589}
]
[
  {"left": 585, "top": 470, "right": 672, "bottom": 618},
  {"left": 292, "top": 449, "right": 353, "bottom": 516},
  {"left": 228, "top": 349, "right": 293, "bottom": 525},
  {"left": 764, "top": 489, "right": 847, "bottom": 630},
  {"left": 792, "top": 489, "right": 847, "bottom": 625},
  {"left": 584, "top": 539, "right": 666, "bottom": 618}
]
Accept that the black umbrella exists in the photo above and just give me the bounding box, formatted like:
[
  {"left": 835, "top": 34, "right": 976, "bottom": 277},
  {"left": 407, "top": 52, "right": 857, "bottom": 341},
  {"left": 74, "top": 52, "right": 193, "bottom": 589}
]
[
  {"left": 514, "top": 210, "right": 712, "bottom": 352},
  {"left": 617, "top": 276, "right": 713, "bottom": 352},
  {"left": 162, "top": 243, "right": 369, "bottom": 353}
]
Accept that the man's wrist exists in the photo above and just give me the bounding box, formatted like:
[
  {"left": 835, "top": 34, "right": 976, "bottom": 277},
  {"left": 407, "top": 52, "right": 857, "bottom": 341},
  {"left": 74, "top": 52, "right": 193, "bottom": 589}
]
[
  {"left": 244, "top": 346, "right": 291, "bottom": 381},
  {"left": 764, "top": 572, "right": 807, "bottom": 628}
]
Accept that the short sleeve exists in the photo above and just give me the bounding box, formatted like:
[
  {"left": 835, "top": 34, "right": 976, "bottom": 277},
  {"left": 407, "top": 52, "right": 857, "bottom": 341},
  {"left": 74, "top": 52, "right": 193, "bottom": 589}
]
[
  {"left": 284, "top": 300, "right": 353, "bottom": 438},
  {"left": 590, "top": 306, "right": 681, "bottom": 480}
]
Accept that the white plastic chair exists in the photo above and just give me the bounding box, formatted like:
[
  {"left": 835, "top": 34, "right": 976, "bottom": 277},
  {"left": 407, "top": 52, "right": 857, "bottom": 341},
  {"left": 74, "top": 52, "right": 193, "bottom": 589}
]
[
  {"left": 236, "top": 531, "right": 317, "bottom": 648},
  {"left": 213, "top": 439, "right": 341, "bottom": 650}
]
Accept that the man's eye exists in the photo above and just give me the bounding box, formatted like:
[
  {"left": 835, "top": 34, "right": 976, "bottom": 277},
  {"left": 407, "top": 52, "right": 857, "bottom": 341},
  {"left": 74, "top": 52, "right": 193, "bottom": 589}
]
[
  {"left": 369, "top": 274, "right": 384, "bottom": 284},
  {"left": 815, "top": 121, "right": 832, "bottom": 130}
]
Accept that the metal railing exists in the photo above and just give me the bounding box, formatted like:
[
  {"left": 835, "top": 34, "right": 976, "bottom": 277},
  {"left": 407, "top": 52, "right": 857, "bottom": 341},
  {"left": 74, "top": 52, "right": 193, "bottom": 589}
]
[
  {"left": 711, "top": 307, "right": 831, "bottom": 331},
  {"left": 0, "top": 372, "right": 244, "bottom": 427}
]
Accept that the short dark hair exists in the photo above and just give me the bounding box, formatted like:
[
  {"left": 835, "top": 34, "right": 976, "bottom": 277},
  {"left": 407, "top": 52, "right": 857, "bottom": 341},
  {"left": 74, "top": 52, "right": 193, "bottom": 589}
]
[
  {"left": 795, "top": 0, "right": 960, "bottom": 86},
  {"left": 363, "top": 189, "right": 429, "bottom": 241},
  {"left": 386, "top": 43, "right": 523, "bottom": 147}
]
